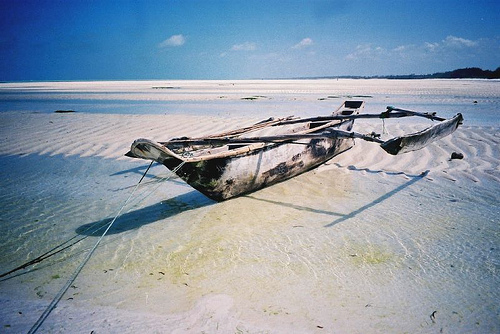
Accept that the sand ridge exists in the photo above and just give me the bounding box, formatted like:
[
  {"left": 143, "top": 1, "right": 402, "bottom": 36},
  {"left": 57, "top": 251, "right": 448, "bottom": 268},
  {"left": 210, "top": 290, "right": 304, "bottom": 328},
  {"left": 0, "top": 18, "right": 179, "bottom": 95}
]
[{"left": 1, "top": 111, "right": 497, "bottom": 186}]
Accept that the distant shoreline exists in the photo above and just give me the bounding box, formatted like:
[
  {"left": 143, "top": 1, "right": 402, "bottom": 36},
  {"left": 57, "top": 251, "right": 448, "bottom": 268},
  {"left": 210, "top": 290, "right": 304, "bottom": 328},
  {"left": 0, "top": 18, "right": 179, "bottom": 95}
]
[
  {"left": 284, "top": 67, "right": 500, "bottom": 80},
  {"left": 1, "top": 67, "right": 499, "bottom": 84}
]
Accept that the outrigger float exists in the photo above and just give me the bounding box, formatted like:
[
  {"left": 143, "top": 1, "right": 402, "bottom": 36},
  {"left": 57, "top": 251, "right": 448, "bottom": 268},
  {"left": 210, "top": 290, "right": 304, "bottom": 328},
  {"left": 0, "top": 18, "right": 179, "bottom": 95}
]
[{"left": 126, "top": 101, "right": 463, "bottom": 201}]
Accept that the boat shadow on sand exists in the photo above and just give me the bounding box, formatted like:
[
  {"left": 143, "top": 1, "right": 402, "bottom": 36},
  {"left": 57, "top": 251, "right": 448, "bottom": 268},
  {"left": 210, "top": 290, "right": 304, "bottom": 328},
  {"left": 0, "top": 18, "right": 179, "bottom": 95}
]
[
  {"left": 77, "top": 166, "right": 427, "bottom": 236},
  {"left": 75, "top": 191, "right": 214, "bottom": 236},
  {"left": 247, "top": 167, "right": 428, "bottom": 228},
  {"left": 323, "top": 169, "right": 428, "bottom": 227},
  {"left": 110, "top": 164, "right": 188, "bottom": 190}
]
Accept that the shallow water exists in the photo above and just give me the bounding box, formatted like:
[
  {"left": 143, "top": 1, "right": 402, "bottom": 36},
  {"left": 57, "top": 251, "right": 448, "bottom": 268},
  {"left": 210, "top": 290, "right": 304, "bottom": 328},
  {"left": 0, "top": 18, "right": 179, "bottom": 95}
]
[
  {"left": 0, "top": 80, "right": 499, "bottom": 333},
  {"left": 1, "top": 153, "right": 498, "bottom": 333},
  {"left": 1, "top": 79, "right": 499, "bottom": 125}
]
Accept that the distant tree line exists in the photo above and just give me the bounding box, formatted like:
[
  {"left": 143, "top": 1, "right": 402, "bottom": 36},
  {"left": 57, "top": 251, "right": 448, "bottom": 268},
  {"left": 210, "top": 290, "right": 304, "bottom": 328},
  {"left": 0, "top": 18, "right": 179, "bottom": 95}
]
[
  {"left": 383, "top": 67, "right": 500, "bottom": 79},
  {"left": 296, "top": 67, "right": 500, "bottom": 80}
]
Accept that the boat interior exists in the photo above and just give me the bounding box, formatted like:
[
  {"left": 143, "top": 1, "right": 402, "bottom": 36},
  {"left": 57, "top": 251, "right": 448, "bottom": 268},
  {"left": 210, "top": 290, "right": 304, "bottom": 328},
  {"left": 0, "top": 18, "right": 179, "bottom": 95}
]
[
  {"left": 334, "top": 100, "right": 365, "bottom": 115},
  {"left": 165, "top": 101, "right": 365, "bottom": 160}
]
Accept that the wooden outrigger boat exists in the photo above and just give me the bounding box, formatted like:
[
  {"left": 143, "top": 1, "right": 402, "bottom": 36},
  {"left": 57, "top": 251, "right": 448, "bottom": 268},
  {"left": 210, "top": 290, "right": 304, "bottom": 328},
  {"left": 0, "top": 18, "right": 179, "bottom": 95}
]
[{"left": 126, "top": 101, "right": 463, "bottom": 201}]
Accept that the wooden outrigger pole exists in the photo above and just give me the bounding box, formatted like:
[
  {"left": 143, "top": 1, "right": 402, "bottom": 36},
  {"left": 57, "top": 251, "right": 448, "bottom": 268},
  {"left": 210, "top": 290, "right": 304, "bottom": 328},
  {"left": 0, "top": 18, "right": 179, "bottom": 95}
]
[{"left": 162, "top": 107, "right": 463, "bottom": 156}]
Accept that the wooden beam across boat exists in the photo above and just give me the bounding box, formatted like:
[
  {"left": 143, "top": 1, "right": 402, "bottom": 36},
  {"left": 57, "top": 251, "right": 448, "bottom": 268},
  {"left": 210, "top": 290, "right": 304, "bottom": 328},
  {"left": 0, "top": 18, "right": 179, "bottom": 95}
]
[
  {"left": 204, "top": 115, "right": 297, "bottom": 139},
  {"left": 162, "top": 131, "right": 383, "bottom": 147},
  {"left": 273, "top": 109, "right": 447, "bottom": 127}
]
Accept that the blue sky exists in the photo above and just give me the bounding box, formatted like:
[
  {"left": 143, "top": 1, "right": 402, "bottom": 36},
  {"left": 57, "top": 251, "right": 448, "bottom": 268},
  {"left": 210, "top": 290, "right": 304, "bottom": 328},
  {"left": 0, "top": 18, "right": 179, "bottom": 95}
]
[{"left": 0, "top": 0, "right": 499, "bottom": 81}]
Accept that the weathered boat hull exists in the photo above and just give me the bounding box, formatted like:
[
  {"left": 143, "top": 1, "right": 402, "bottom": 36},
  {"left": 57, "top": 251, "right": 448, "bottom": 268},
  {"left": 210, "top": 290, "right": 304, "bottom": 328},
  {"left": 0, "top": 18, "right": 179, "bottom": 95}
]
[
  {"left": 127, "top": 100, "right": 463, "bottom": 201},
  {"left": 127, "top": 101, "right": 365, "bottom": 201},
  {"left": 162, "top": 126, "right": 354, "bottom": 201}
]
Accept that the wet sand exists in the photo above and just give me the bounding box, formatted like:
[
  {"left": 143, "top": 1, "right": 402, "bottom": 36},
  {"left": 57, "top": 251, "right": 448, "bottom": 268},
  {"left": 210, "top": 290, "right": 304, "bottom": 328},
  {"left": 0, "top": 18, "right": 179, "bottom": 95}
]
[{"left": 0, "top": 80, "right": 498, "bottom": 333}]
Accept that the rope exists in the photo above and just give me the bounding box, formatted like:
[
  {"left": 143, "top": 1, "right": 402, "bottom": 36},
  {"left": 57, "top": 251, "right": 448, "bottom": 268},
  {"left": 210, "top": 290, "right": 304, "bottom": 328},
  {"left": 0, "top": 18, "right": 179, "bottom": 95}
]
[
  {"left": 26, "top": 159, "right": 186, "bottom": 334},
  {"left": 127, "top": 161, "right": 186, "bottom": 207},
  {"left": 1, "top": 161, "right": 186, "bottom": 281},
  {"left": 0, "top": 234, "right": 86, "bottom": 279},
  {"left": 0, "top": 200, "right": 136, "bottom": 279}
]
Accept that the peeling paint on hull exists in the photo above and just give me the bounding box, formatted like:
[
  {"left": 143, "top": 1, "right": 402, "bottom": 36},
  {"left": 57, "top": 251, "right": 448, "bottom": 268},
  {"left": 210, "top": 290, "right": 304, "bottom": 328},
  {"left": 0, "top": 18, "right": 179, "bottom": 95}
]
[{"left": 163, "top": 130, "right": 354, "bottom": 201}]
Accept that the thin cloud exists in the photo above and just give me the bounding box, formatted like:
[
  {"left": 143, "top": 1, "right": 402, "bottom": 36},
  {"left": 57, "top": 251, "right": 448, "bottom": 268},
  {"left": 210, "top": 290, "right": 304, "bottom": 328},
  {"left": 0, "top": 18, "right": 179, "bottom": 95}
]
[
  {"left": 158, "top": 34, "right": 186, "bottom": 48},
  {"left": 345, "top": 44, "right": 386, "bottom": 60},
  {"left": 343, "top": 35, "right": 495, "bottom": 75},
  {"left": 393, "top": 44, "right": 416, "bottom": 53},
  {"left": 348, "top": 35, "right": 482, "bottom": 61},
  {"left": 424, "top": 42, "right": 440, "bottom": 52},
  {"left": 443, "top": 35, "right": 478, "bottom": 48},
  {"left": 293, "top": 38, "right": 314, "bottom": 49},
  {"left": 424, "top": 36, "right": 478, "bottom": 52},
  {"left": 231, "top": 42, "right": 256, "bottom": 51}
]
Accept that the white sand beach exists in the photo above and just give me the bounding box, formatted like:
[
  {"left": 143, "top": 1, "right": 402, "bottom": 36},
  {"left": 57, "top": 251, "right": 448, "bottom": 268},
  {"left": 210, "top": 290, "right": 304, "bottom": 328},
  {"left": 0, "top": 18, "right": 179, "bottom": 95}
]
[{"left": 0, "top": 80, "right": 499, "bottom": 333}]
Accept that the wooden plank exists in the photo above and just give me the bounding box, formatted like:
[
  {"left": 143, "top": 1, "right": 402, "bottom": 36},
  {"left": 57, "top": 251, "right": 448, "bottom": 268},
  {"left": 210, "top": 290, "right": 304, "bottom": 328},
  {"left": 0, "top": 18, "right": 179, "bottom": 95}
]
[
  {"left": 274, "top": 110, "right": 443, "bottom": 126},
  {"left": 385, "top": 106, "right": 446, "bottom": 121},
  {"left": 163, "top": 130, "right": 382, "bottom": 147},
  {"left": 197, "top": 116, "right": 296, "bottom": 139}
]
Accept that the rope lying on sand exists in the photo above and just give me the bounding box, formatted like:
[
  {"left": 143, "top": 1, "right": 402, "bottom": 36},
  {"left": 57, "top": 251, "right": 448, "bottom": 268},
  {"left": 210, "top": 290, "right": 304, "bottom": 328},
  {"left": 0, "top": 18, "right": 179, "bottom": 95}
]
[
  {"left": 0, "top": 164, "right": 151, "bottom": 280},
  {"left": 0, "top": 233, "right": 88, "bottom": 279},
  {"left": 19, "top": 160, "right": 185, "bottom": 334},
  {"left": 0, "top": 161, "right": 188, "bottom": 280}
]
